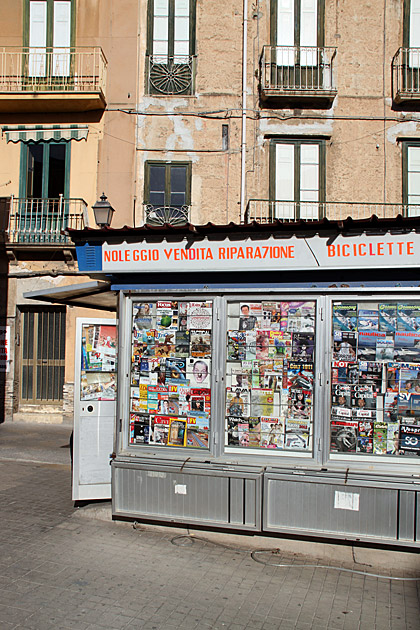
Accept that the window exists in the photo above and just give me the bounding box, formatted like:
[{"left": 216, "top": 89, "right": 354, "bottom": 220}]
[
  {"left": 147, "top": 0, "right": 196, "bottom": 95},
  {"left": 20, "top": 307, "right": 66, "bottom": 403},
  {"left": 403, "top": 142, "right": 420, "bottom": 216},
  {"left": 269, "top": 139, "right": 325, "bottom": 220},
  {"left": 26, "top": 0, "right": 74, "bottom": 78},
  {"left": 144, "top": 161, "right": 191, "bottom": 225},
  {"left": 18, "top": 140, "right": 71, "bottom": 242}
]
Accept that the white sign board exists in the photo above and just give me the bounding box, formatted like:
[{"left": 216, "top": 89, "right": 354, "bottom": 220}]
[{"left": 102, "top": 233, "right": 420, "bottom": 273}]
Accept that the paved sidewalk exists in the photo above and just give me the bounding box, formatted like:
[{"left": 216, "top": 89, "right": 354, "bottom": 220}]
[{"left": 0, "top": 422, "right": 419, "bottom": 629}]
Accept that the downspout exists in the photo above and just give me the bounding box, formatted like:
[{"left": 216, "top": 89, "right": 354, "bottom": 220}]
[{"left": 240, "top": 0, "right": 248, "bottom": 222}]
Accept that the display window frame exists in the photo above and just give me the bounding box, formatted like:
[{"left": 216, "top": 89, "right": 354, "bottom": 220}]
[{"left": 325, "top": 293, "right": 420, "bottom": 474}]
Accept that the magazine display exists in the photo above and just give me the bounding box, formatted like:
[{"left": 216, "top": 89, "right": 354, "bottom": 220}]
[
  {"left": 330, "top": 301, "right": 420, "bottom": 458},
  {"left": 80, "top": 324, "right": 117, "bottom": 401},
  {"left": 225, "top": 299, "right": 316, "bottom": 451},
  {"left": 129, "top": 301, "right": 213, "bottom": 448}
]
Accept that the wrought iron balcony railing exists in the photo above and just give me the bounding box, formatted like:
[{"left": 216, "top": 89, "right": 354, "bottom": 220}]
[
  {"left": 7, "top": 196, "right": 88, "bottom": 244},
  {"left": 245, "top": 200, "right": 420, "bottom": 224},
  {"left": 260, "top": 45, "right": 337, "bottom": 99},
  {"left": 0, "top": 47, "right": 107, "bottom": 94},
  {"left": 146, "top": 55, "right": 195, "bottom": 95},
  {"left": 392, "top": 48, "right": 420, "bottom": 103},
  {"left": 144, "top": 204, "right": 190, "bottom": 226}
]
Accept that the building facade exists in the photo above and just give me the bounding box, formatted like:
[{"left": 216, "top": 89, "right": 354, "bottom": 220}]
[{"left": 2, "top": 0, "right": 420, "bottom": 432}]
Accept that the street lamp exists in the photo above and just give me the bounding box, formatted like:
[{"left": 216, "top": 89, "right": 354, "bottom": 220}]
[{"left": 92, "top": 193, "right": 115, "bottom": 228}]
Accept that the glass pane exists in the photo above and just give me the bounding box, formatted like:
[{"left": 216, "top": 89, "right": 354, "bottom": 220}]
[
  {"left": 174, "top": 16, "right": 189, "bottom": 42},
  {"left": 154, "top": 0, "right": 169, "bottom": 16},
  {"left": 27, "top": 144, "right": 44, "bottom": 198},
  {"left": 175, "top": 0, "right": 189, "bottom": 16},
  {"left": 22, "top": 312, "right": 34, "bottom": 360},
  {"left": 170, "top": 192, "right": 186, "bottom": 207},
  {"left": 170, "top": 166, "right": 187, "bottom": 192},
  {"left": 129, "top": 300, "right": 213, "bottom": 448},
  {"left": 300, "top": 163, "right": 319, "bottom": 192},
  {"left": 22, "top": 366, "right": 33, "bottom": 400},
  {"left": 330, "top": 300, "right": 420, "bottom": 459},
  {"left": 300, "top": 144, "right": 319, "bottom": 164},
  {"left": 225, "top": 299, "right": 316, "bottom": 453},
  {"left": 149, "top": 165, "right": 165, "bottom": 191},
  {"left": 153, "top": 16, "right": 168, "bottom": 41},
  {"left": 48, "top": 144, "right": 66, "bottom": 198}
]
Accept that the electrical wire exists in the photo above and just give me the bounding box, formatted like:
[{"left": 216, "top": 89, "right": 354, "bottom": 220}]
[{"left": 168, "top": 533, "right": 420, "bottom": 582}]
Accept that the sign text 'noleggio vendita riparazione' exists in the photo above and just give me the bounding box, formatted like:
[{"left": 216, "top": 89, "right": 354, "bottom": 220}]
[{"left": 101, "top": 233, "right": 420, "bottom": 273}]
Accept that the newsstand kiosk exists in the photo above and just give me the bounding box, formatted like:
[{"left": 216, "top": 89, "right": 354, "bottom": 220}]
[{"left": 68, "top": 217, "right": 420, "bottom": 547}]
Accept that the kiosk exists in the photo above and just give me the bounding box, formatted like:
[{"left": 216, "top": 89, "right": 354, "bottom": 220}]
[{"left": 60, "top": 217, "right": 420, "bottom": 545}]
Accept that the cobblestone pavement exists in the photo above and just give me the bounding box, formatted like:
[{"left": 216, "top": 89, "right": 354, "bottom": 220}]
[{"left": 0, "top": 424, "right": 419, "bottom": 629}]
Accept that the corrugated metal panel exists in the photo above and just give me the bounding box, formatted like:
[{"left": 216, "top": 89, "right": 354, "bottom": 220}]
[
  {"left": 264, "top": 477, "right": 399, "bottom": 539},
  {"left": 112, "top": 463, "right": 261, "bottom": 530},
  {"left": 398, "top": 491, "right": 416, "bottom": 541}
]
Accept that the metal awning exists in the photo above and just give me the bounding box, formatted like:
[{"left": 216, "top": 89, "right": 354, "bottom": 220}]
[
  {"left": 23, "top": 280, "right": 116, "bottom": 311},
  {"left": 2, "top": 125, "right": 89, "bottom": 143}
]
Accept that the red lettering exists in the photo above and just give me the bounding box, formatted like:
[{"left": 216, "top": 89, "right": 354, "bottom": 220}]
[
  {"left": 397, "top": 242, "right": 404, "bottom": 254},
  {"left": 104, "top": 251, "right": 111, "bottom": 262},
  {"left": 358, "top": 244, "right": 366, "bottom": 256},
  {"left": 219, "top": 247, "right": 226, "bottom": 259},
  {"left": 408, "top": 242, "right": 414, "bottom": 255},
  {"left": 133, "top": 250, "right": 139, "bottom": 261},
  {"left": 342, "top": 244, "right": 350, "bottom": 257},
  {"left": 164, "top": 248, "right": 172, "bottom": 259},
  {"left": 327, "top": 244, "right": 335, "bottom": 257}
]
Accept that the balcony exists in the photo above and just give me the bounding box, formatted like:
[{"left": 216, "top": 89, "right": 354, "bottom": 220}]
[
  {"left": 5, "top": 196, "right": 88, "bottom": 247},
  {"left": 259, "top": 45, "right": 337, "bottom": 108},
  {"left": 392, "top": 48, "right": 420, "bottom": 106},
  {"left": 143, "top": 204, "right": 190, "bottom": 226},
  {"left": 146, "top": 55, "right": 195, "bottom": 96},
  {"left": 245, "top": 200, "right": 420, "bottom": 224},
  {"left": 0, "top": 47, "right": 107, "bottom": 113}
]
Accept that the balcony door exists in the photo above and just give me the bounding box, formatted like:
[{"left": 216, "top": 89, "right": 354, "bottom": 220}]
[
  {"left": 271, "top": 0, "right": 324, "bottom": 88},
  {"left": 27, "top": 0, "right": 74, "bottom": 79},
  {"left": 270, "top": 139, "right": 324, "bottom": 221},
  {"left": 144, "top": 161, "right": 191, "bottom": 225},
  {"left": 19, "top": 141, "right": 70, "bottom": 242},
  {"left": 147, "top": 0, "right": 196, "bottom": 94}
]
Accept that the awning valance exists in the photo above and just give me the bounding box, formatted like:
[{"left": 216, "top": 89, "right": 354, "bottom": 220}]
[{"left": 2, "top": 125, "right": 89, "bottom": 143}]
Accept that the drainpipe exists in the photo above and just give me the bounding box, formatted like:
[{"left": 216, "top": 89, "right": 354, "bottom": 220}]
[{"left": 240, "top": 0, "right": 248, "bottom": 222}]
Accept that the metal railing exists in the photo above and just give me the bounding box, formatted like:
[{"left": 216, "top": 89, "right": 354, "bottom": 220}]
[
  {"left": 7, "top": 196, "right": 88, "bottom": 244},
  {"left": 245, "top": 200, "right": 420, "bottom": 224},
  {"left": 0, "top": 47, "right": 107, "bottom": 93},
  {"left": 260, "top": 45, "right": 337, "bottom": 94},
  {"left": 392, "top": 47, "right": 420, "bottom": 99},
  {"left": 147, "top": 55, "right": 195, "bottom": 95},
  {"left": 144, "top": 204, "right": 190, "bottom": 226}
]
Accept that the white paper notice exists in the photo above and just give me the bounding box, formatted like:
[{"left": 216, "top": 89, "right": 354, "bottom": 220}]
[
  {"left": 174, "top": 484, "right": 187, "bottom": 495},
  {"left": 334, "top": 490, "right": 360, "bottom": 511}
]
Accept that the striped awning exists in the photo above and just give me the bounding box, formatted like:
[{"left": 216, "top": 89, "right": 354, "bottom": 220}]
[{"left": 1, "top": 125, "right": 89, "bottom": 143}]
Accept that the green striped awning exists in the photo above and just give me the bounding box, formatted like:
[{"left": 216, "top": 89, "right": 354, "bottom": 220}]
[{"left": 1, "top": 124, "right": 89, "bottom": 143}]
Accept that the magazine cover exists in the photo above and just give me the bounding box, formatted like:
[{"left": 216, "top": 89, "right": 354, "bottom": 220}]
[
  {"left": 255, "top": 330, "right": 271, "bottom": 360},
  {"left": 287, "top": 361, "right": 314, "bottom": 390},
  {"left": 175, "top": 331, "right": 190, "bottom": 357},
  {"left": 358, "top": 361, "right": 384, "bottom": 390},
  {"left": 332, "top": 304, "right": 357, "bottom": 331},
  {"left": 373, "top": 421, "right": 387, "bottom": 454},
  {"left": 386, "top": 363, "right": 400, "bottom": 391},
  {"left": 292, "top": 333, "right": 314, "bottom": 360},
  {"left": 398, "top": 364, "right": 420, "bottom": 392},
  {"left": 379, "top": 303, "right": 397, "bottom": 332},
  {"left": 129, "top": 414, "right": 151, "bottom": 444},
  {"left": 260, "top": 418, "right": 284, "bottom": 448},
  {"left": 237, "top": 422, "right": 250, "bottom": 447},
  {"left": 190, "top": 330, "right": 211, "bottom": 357},
  {"left": 156, "top": 301, "right": 178, "bottom": 330},
  {"left": 333, "top": 331, "right": 357, "bottom": 361},
  {"left": 227, "top": 330, "right": 246, "bottom": 360},
  {"left": 190, "top": 388, "right": 211, "bottom": 414},
  {"left": 284, "top": 418, "right": 310, "bottom": 449},
  {"left": 149, "top": 415, "right": 170, "bottom": 444},
  {"left": 96, "top": 325, "right": 117, "bottom": 357},
  {"left": 394, "top": 331, "right": 420, "bottom": 362},
  {"left": 165, "top": 357, "right": 187, "bottom": 383},
  {"left": 351, "top": 384, "right": 376, "bottom": 410},
  {"left": 248, "top": 417, "right": 261, "bottom": 447},
  {"left": 167, "top": 418, "right": 187, "bottom": 446},
  {"left": 331, "top": 361, "right": 358, "bottom": 384},
  {"left": 81, "top": 372, "right": 116, "bottom": 401},
  {"left": 357, "top": 420, "right": 373, "bottom": 453},
  {"left": 261, "top": 371, "right": 283, "bottom": 392},
  {"left": 250, "top": 388, "right": 276, "bottom": 417},
  {"left": 187, "top": 302, "right": 212, "bottom": 330},
  {"left": 399, "top": 424, "right": 420, "bottom": 455},
  {"left": 358, "top": 309, "right": 379, "bottom": 331},
  {"left": 154, "top": 331, "right": 176, "bottom": 358},
  {"left": 186, "top": 416, "right": 209, "bottom": 448},
  {"left": 226, "top": 416, "right": 240, "bottom": 445},
  {"left": 357, "top": 330, "right": 386, "bottom": 360},
  {"left": 289, "top": 388, "right": 311, "bottom": 418},
  {"left": 226, "top": 387, "right": 250, "bottom": 417},
  {"left": 269, "top": 331, "right": 292, "bottom": 357},
  {"left": 375, "top": 337, "right": 394, "bottom": 361},
  {"left": 330, "top": 418, "right": 357, "bottom": 452},
  {"left": 386, "top": 422, "right": 400, "bottom": 454},
  {"left": 331, "top": 383, "right": 352, "bottom": 408},
  {"left": 187, "top": 357, "right": 211, "bottom": 387},
  {"left": 245, "top": 330, "right": 257, "bottom": 360},
  {"left": 397, "top": 303, "right": 420, "bottom": 332}
]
